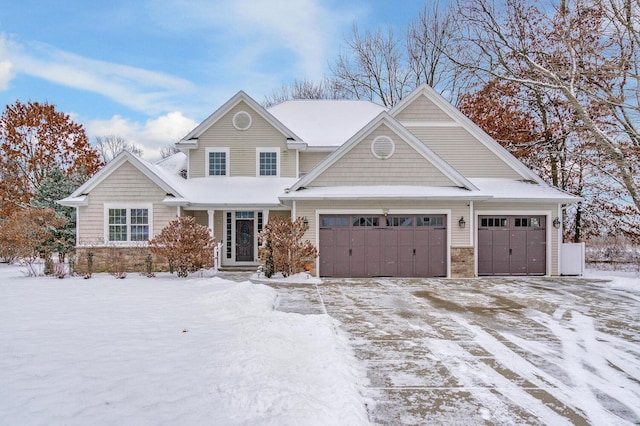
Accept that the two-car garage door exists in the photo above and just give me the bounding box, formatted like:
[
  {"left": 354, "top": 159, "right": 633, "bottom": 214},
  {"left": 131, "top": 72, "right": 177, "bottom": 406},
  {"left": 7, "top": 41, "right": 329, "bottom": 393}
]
[{"left": 319, "top": 214, "right": 447, "bottom": 278}]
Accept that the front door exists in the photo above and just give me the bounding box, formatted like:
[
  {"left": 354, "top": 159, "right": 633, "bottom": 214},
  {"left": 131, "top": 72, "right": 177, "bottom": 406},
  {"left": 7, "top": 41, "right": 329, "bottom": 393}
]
[{"left": 236, "top": 219, "right": 254, "bottom": 262}]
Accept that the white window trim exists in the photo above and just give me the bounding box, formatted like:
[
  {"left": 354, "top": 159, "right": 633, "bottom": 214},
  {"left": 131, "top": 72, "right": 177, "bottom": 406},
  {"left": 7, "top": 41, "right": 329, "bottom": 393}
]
[
  {"left": 256, "top": 147, "right": 279, "bottom": 177},
  {"left": 206, "top": 147, "right": 230, "bottom": 177},
  {"left": 104, "top": 203, "right": 153, "bottom": 245}
]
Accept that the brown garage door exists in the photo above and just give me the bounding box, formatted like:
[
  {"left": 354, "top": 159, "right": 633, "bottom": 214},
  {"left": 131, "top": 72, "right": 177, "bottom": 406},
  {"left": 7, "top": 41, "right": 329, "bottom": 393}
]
[
  {"left": 478, "top": 216, "right": 546, "bottom": 276},
  {"left": 319, "top": 215, "right": 446, "bottom": 278}
]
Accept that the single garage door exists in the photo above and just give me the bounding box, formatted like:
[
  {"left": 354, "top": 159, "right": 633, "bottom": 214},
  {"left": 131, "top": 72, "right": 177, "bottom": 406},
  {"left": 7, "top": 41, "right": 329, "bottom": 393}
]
[
  {"left": 478, "top": 216, "right": 546, "bottom": 276},
  {"left": 319, "top": 214, "right": 446, "bottom": 278}
]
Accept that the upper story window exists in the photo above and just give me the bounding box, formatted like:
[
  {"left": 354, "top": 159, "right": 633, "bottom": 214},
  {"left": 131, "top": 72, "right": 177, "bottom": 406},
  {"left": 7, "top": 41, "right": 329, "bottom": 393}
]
[
  {"left": 106, "top": 206, "right": 151, "bottom": 242},
  {"left": 206, "top": 148, "right": 229, "bottom": 176},
  {"left": 257, "top": 148, "right": 278, "bottom": 177}
]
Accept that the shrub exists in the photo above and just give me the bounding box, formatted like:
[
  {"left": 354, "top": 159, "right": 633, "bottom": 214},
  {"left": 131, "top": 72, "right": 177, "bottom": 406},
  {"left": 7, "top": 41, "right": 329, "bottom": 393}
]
[
  {"left": 258, "top": 217, "right": 318, "bottom": 277},
  {"left": 0, "top": 207, "right": 64, "bottom": 276},
  {"left": 148, "top": 216, "right": 216, "bottom": 278}
]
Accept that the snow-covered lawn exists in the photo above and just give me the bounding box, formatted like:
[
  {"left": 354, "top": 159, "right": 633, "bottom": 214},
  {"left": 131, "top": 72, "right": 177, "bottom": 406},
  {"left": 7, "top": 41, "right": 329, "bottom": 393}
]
[{"left": 0, "top": 264, "right": 369, "bottom": 426}]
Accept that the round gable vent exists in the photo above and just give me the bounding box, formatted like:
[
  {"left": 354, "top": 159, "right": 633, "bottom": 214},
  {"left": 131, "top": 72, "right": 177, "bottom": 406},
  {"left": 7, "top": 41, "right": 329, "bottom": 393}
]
[
  {"left": 232, "top": 111, "right": 252, "bottom": 131},
  {"left": 371, "top": 135, "right": 395, "bottom": 160}
]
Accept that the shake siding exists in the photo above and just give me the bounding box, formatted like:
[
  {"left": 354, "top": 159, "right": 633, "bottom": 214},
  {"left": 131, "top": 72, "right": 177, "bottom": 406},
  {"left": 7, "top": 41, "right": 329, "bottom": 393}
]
[
  {"left": 295, "top": 200, "right": 468, "bottom": 247},
  {"left": 299, "top": 151, "right": 330, "bottom": 175},
  {"left": 188, "top": 101, "right": 295, "bottom": 178},
  {"left": 474, "top": 201, "right": 559, "bottom": 275},
  {"left": 311, "top": 125, "right": 456, "bottom": 187},
  {"left": 394, "top": 94, "right": 454, "bottom": 122},
  {"left": 78, "top": 161, "right": 177, "bottom": 244},
  {"left": 407, "top": 126, "right": 523, "bottom": 179}
]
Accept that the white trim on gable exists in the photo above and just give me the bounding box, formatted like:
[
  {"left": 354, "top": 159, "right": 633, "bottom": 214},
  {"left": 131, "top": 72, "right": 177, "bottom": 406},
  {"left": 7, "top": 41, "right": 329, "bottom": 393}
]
[
  {"left": 389, "top": 84, "right": 545, "bottom": 184},
  {"left": 62, "top": 151, "right": 183, "bottom": 201},
  {"left": 177, "top": 91, "right": 301, "bottom": 146},
  {"left": 288, "top": 112, "right": 477, "bottom": 192}
]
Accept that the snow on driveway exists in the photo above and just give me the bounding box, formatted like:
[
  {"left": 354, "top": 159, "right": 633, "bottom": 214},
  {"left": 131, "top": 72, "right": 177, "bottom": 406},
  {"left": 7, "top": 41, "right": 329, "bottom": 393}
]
[
  {"left": 0, "top": 265, "right": 369, "bottom": 426},
  {"left": 271, "top": 275, "right": 640, "bottom": 425}
]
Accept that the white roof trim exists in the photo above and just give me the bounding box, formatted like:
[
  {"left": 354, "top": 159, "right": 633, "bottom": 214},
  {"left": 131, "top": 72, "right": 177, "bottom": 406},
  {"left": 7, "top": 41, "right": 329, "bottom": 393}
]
[
  {"left": 178, "top": 90, "right": 301, "bottom": 144},
  {"left": 57, "top": 195, "right": 88, "bottom": 207},
  {"left": 67, "top": 151, "right": 184, "bottom": 199},
  {"left": 288, "top": 112, "right": 477, "bottom": 192},
  {"left": 389, "top": 84, "right": 545, "bottom": 184}
]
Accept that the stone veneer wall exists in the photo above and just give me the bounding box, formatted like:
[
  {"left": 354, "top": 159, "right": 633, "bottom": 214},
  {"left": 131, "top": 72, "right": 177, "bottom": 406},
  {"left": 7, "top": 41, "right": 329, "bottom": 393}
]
[
  {"left": 74, "top": 247, "right": 170, "bottom": 275},
  {"left": 451, "top": 246, "right": 475, "bottom": 278}
]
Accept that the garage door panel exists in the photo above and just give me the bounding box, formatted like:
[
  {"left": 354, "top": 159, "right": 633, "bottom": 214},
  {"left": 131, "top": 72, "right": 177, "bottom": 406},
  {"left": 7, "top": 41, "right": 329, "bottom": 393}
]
[{"left": 319, "top": 214, "right": 448, "bottom": 278}]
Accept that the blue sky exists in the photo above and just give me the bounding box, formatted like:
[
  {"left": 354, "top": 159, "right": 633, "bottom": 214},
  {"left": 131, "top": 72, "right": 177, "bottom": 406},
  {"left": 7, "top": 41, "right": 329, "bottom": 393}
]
[{"left": 0, "top": 0, "right": 426, "bottom": 159}]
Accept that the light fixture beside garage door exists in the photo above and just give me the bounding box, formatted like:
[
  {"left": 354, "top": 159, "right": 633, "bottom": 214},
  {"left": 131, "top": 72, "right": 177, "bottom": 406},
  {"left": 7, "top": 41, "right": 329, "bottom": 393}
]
[{"left": 371, "top": 135, "right": 395, "bottom": 160}]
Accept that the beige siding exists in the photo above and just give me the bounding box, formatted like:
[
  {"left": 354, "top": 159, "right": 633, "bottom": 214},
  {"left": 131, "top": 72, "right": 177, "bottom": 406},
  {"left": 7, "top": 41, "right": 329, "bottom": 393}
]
[
  {"left": 311, "top": 125, "right": 456, "bottom": 187},
  {"left": 407, "top": 126, "right": 523, "bottom": 179},
  {"left": 214, "top": 210, "right": 225, "bottom": 243},
  {"left": 474, "top": 202, "right": 560, "bottom": 275},
  {"left": 395, "top": 94, "right": 455, "bottom": 122},
  {"left": 189, "top": 101, "right": 296, "bottom": 178},
  {"left": 78, "top": 161, "right": 177, "bottom": 245},
  {"left": 299, "top": 151, "right": 330, "bottom": 176}
]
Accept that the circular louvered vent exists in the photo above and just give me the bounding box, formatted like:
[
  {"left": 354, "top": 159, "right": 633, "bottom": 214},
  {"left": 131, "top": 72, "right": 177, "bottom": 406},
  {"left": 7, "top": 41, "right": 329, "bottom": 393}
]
[
  {"left": 232, "top": 111, "right": 252, "bottom": 130},
  {"left": 371, "top": 135, "right": 395, "bottom": 160}
]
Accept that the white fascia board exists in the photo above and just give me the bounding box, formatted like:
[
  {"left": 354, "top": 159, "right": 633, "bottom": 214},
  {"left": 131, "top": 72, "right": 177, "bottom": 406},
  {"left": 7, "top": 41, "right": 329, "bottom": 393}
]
[
  {"left": 286, "top": 141, "right": 308, "bottom": 151},
  {"left": 57, "top": 195, "right": 88, "bottom": 207},
  {"left": 183, "top": 203, "right": 290, "bottom": 211}
]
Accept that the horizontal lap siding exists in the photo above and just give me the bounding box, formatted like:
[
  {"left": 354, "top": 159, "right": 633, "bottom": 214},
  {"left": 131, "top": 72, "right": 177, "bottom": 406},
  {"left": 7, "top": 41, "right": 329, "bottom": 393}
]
[
  {"left": 189, "top": 101, "right": 295, "bottom": 178},
  {"left": 395, "top": 95, "right": 455, "bottom": 122},
  {"left": 407, "top": 127, "right": 523, "bottom": 179},
  {"left": 311, "top": 125, "right": 456, "bottom": 187},
  {"left": 78, "top": 161, "right": 177, "bottom": 245},
  {"left": 299, "top": 151, "right": 330, "bottom": 175},
  {"left": 295, "top": 200, "right": 469, "bottom": 247},
  {"left": 475, "top": 202, "right": 559, "bottom": 275}
]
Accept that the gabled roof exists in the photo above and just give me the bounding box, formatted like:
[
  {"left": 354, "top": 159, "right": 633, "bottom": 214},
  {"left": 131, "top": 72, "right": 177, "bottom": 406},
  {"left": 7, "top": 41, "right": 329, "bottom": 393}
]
[
  {"left": 58, "top": 151, "right": 185, "bottom": 207},
  {"left": 389, "top": 84, "right": 545, "bottom": 184},
  {"left": 288, "top": 112, "right": 478, "bottom": 192},
  {"left": 268, "top": 99, "right": 387, "bottom": 147},
  {"left": 177, "top": 91, "right": 301, "bottom": 145}
]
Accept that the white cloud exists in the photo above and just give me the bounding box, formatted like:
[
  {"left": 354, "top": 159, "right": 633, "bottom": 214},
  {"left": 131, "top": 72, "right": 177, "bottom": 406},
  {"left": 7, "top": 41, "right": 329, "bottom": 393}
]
[
  {"left": 85, "top": 112, "right": 198, "bottom": 161},
  {"left": 0, "top": 38, "right": 16, "bottom": 90},
  {"left": 1, "top": 35, "right": 196, "bottom": 115}
]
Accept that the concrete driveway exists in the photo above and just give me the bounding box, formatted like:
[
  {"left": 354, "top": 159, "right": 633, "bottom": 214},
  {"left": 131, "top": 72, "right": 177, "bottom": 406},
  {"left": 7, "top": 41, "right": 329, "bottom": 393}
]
[{"left": 269, "top": 277, "right": 640, "bottom": 425}]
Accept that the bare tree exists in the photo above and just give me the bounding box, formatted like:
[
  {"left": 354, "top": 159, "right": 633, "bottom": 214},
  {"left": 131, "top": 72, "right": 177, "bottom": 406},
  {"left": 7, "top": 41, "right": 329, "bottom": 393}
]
[
  {"left": 94, "top": 135, "right": 143, "bottom": 163},
  {"left": 160, "top": 144, "right": 181, "bottom": 159},
  {"left": 454, "top": 0, "right": 640, "bottom": 215},
  {"left": 262, "top": 78, "right": 344, "bottom": 107}
]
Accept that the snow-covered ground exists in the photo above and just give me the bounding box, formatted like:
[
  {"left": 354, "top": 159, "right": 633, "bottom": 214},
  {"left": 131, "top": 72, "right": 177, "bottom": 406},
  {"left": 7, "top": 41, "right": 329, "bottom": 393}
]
[{"left": 0, "top": 264, "right": 369, "bottom": 426}]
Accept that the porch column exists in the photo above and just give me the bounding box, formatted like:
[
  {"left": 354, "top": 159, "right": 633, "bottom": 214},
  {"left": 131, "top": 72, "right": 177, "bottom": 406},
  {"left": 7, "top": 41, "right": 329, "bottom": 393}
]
[{"left": 207, "top": 208, "right": 215, "bottom": 237}]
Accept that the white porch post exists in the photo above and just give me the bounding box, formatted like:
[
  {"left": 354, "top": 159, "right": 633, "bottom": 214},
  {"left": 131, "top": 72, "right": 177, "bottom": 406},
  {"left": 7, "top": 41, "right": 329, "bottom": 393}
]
[
  {"left": 263, "top": 209, "right": 270, "bottom": 226},
  {"left": 207, "top": 208, "right": 215, "bottom": 237}
]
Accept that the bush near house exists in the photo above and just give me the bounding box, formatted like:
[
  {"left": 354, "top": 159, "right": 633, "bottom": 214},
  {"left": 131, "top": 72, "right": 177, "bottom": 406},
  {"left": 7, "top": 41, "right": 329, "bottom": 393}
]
[
  {"left": 258, "top": 216, "right": 318, "bottom": 278},
  {"left": 148, "top": 216, "right": 216, "bottom": 278}
]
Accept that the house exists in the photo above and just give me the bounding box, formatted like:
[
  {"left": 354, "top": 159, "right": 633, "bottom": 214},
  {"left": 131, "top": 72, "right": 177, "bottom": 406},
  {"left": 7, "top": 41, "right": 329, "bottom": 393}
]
[{"left": 59, "top": 84, "right": 579, "bottom": 277}]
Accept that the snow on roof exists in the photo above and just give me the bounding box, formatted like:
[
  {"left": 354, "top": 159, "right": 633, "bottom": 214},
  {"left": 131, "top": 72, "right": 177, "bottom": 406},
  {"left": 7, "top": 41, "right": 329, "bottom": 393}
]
[
  {"left": 178, "top": 177, "right": 298, "bottom": 207},
  {"left": 469, "top": 178, "right": 581, "bottom": 203},
  {"left": 280, "top": 185, "right": 485, "bottom": 201},
  {"left": 154, "top": 152, "right": 187, "bottom": 176},
  {"left": 268, "top": 100, "right": 387, "bottom": 147}
]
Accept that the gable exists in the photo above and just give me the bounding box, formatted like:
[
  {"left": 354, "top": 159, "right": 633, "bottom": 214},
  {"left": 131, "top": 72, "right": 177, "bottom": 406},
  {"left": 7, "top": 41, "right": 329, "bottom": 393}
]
[
  {"left": 309, "top": 124, "right": 459, "bottom": 187},
  {"left": 394, "top": 94, "right": 454, "bottom": 122},
  {"left": 189, "top": 100, "right": 296, "bottom": 178},
  {"left": 407, "top": 126, "right": 524, "bottom": 179},
  {"left": 89, "top": 161, "right": 168, "bottom": 203}
]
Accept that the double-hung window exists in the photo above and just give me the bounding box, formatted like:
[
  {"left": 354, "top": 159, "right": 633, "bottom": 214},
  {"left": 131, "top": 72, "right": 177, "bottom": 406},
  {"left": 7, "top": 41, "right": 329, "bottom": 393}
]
[
  {"left": 206, "top": 148, "right": 229, "bottom": 176},
  {"left": 257, "top": 148, "right": 278, "bottom": 176},
  {"left": 106, "top": 205, "right": 151, "bottom": 242}
]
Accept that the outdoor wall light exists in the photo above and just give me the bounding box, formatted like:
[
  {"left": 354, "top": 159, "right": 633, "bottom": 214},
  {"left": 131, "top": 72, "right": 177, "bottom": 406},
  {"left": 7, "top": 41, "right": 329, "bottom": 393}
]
[
  {"left": 553, "top": 217, "right": 561, "bottom": 229},
  {"left": 383, "top": 208, "right": 389, "bottom": 217},
  {"left": 303, "top": 217, "right": 309, "bottom": 227},
  {"left": 458, "top": 216, "right": 466, "bottom": 229}
]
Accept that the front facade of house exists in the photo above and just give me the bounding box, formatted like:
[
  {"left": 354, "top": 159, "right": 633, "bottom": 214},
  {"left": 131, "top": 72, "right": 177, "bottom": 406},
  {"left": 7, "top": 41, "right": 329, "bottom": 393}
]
[{"left": 60, "top": 85, "right": 579, "bottom": 277}]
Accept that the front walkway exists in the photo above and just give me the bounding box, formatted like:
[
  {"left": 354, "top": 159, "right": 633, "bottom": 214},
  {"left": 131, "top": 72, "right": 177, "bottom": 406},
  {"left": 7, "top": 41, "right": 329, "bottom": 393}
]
[{"left": 267, "top": 277, "right": 640, "bottom": 425}]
